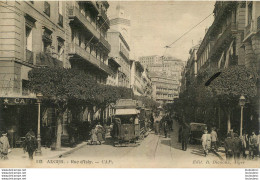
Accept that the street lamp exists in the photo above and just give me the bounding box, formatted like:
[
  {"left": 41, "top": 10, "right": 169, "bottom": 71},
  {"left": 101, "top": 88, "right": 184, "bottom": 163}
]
[
  {"left": 239, "top": 95, "right": 246, "bottom": 137},
  {"left": 35, "top": 92, "right": 43, "bottom": 156}
]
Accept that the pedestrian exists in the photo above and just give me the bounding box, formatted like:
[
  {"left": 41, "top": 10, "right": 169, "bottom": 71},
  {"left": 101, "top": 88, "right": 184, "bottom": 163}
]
[
  {"left": 181, "top": 123, "right": 190, "bottom": 151},
  {"left": 211, "top": 127, "right": 218, "bottom": 151},
  {"left": 224, "top": 133, "right": 234, "bottom": 161},
  {"left": 24, "top": 129, "right": 37, "bottom": 160},
  {"left": 0, "top": 132, "right": 10, "bottom": 160},
  {"left": 163, "top": 120, "right": 168, "bottom": 138},
  {"left": 154, "top": 121, "right": 160, "bottom": 135},
  {"left": 45, "top": 125, "right": 52, "bottom": 148},
  {"left": 178, "top": 126, "right": 182, "bottom": 143},
  {"left": 249, "top": 131, "right": 258, "bottom": 159},
  {"left": 201, "top": 129, "right": 211, "bottom": 156},
  {"left": 96, "top": 122, "right": 104, "bottom": 145},
  {"left": 233, "top": 133, "right": 242, "bottom": 163},
  {"left": 90, "top": 127, "right": 98, "bottom": 145},
  {"left": 241, "top": 131, "right": 249, "bottom": 159}
]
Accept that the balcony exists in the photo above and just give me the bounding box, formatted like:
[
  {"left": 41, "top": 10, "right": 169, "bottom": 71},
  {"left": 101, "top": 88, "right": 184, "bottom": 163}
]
[
  {"left": 244, "top": 18, "right": 259, "bottom": 41},
  {"left": 35, "top": 52, "right": 63, "bottom": 68},
  {"left": 68, "top": 6, "right": 100, "bottom": 39},
  {"left": 69, "top": 43, "right": 112, "bottom": 75},
  {"left": 100, "top": 35, "right": 111, "bottom": 51},
  {"left": 119, "top": 44, "right": 129, "bottom": 60},
  {"left": 209, "top": 23, "right": 233, "bottom": 60},
  {"left": 100, "top": 61, "right": 113, "bottom": 75},
  {"left": 26, "top": 49, "right": 34, "bottom": 64},
  {"left": 69, "top": 43, "right": 99, "bottom": 67}
]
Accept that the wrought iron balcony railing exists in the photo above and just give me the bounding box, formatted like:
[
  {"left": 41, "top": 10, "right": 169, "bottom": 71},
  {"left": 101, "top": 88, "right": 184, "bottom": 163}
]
[{"left": 100, "top": 35, "right": 111, "bottom": 51}]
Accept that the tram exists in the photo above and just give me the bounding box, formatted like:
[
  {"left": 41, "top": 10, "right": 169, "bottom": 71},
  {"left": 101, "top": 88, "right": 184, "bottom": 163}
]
[{"left": 111, "top": 99, "right": 146, "bottom": 146}]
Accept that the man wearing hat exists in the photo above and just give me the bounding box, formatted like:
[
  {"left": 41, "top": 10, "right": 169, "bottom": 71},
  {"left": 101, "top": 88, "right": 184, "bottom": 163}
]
[
  {"left": 224, "top": 133, "right": 234, "bottom": 160},
  {"left": 0, "top": 132, "right": 10, "bottom": 160}
]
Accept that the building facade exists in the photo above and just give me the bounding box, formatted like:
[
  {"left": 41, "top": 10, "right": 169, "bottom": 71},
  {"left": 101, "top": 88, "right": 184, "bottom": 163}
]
[
  {"left": 243, "top": 1, "right": 260, "bottom": 71},
  {"left": 107, "top": 3, "right": 131, "bottom": 88},
  {"left": 130, "top": 60, "right": 152, "bottom": 97},
  {"left": 181, "top": 1, "right": 260, "bottom": 134},
  {"left": 196, "top": 1, "right": 245, "bottom": 73},
  {"left": 107, "top": 32, "right": 130, "bottom": 87},
  {"left": 0, "top": 1, "right": 113, "bottom": 147}
]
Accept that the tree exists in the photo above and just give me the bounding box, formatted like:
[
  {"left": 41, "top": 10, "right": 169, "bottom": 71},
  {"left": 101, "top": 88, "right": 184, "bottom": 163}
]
[
  {"left": 28, "top": 68, "right": 98, "bottom": 149},
  {"left": 28, "top": 67, "right": 133, "bottom": 149},
  {"left": 209, "top": 65, "right": 258, "bottom": 132}
]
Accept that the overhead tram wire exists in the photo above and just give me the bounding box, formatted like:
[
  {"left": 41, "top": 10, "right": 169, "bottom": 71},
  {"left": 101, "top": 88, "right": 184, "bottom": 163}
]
[{"left": 162, "top": 12, "right": 214, "bottom": 57}]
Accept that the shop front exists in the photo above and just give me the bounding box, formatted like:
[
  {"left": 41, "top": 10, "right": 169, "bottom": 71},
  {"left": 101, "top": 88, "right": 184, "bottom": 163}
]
[{"left": 0, "top": 97, "right": 37, "bottom": 148}]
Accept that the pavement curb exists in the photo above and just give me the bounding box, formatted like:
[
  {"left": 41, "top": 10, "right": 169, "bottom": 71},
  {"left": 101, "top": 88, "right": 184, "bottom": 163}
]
[{"left": 51, "top": 142, "right": 88, "bottom": 159}]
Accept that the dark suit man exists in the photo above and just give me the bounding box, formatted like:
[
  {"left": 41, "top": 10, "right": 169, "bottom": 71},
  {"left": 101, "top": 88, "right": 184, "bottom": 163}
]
[
  {"left": 233, "top": 133, "right": 242, "bottom": 163},
  {"left": 224, "top": 133, "right": 234, "bottom": 160},
  {"left": 181, "top": 124, "right": 190, "bottom": 151}
]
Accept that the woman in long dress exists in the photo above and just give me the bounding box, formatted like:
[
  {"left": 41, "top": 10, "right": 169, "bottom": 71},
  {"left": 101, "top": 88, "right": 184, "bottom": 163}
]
[{"left": 0, "top": 133, "right": 10, "bottom": 160}]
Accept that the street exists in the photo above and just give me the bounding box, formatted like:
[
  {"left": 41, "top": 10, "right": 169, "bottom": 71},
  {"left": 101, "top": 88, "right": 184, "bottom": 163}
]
[{"left": 59, "top": 120, "right": 222, "bottom": 168}]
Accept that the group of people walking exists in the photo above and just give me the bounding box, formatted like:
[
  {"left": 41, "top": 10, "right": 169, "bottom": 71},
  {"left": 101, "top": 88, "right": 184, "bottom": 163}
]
[
  {"left": 224, "top": 130, "right": 260, "bottom": 161},
  {"left": 154, "top": 114, "right": 173, "bottom": 138},
  {"left": 0, "top": 129, "right": 38, "bottom": 160},
  {"left": 201, "top": 127, "right": 218, "bottom": 157},
  {"left": 89, "top": 122, "right": 105, "bottom": 145}
]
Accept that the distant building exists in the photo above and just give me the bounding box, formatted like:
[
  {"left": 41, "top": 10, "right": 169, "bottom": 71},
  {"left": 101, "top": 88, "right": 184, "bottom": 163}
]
[
  {"left": 139, "top": 55, "right": 162, "bottom": 68},
  {"left": 180, "top": 42, "right": 201, "bottom": 92},
  {"left": 150, "top": 72, "right": 179, "bottom": 104},
  {"left": 139, "top": 55, "right": 184, "bottom": 104},
  {"left": 130, "top": 60, "right": 152, "bottom": 97}
]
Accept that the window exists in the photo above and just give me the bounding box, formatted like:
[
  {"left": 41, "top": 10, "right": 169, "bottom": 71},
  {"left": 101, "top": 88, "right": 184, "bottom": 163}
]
[
  {"left": 26, "top": 26, "right": 32, "bottom": 51},
  {"left": 22, "top": 80, "right": 30, "bottom": 96},
  {"left": 58, "top": 1, "right": 63, "bottom": 27},
  {"left": 247, "top": 2, "right": 253, "bottom": 25},
  {"left": 44, "top": 1, "right": 50, "bottom": 17},
  {"left": 57, "top": 38, "right": 64, "bottom": 61},
  {"left": 42, "top": 28, "right": 52, "bottom": 54}
]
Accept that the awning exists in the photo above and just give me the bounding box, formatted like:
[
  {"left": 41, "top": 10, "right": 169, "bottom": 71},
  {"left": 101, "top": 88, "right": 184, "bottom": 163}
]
[{"left": 115, "top": 109, "right": 140, "bottom": 115}]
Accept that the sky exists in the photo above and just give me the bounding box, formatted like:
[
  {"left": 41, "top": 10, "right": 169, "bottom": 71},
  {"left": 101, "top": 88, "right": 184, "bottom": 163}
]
[{"left": 108, "top": 1, "right": 215, "bottom": 61}]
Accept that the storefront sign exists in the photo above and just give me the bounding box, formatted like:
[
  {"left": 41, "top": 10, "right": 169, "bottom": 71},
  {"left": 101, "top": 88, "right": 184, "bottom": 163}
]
[{"left": 1, "top": 98, "right": 37, "bottom": 105}]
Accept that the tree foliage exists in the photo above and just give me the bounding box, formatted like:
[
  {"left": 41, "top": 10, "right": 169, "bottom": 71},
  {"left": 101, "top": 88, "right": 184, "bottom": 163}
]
[
  {"left": 209, "top": 65, "right": 258, "bottom": 110},
  {"left": 169, "top": 65, "right": 258, "bottom": 128},
  {"left": 28, "top": 67, "right": 133, "bottom": 108},
  {"left": 133, "top": 95, "right": 159, "bottom": 111}
]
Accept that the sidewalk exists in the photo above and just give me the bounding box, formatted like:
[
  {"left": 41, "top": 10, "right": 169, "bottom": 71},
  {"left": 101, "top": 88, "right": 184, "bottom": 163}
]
[{"left": 6, "top": 141, "right": 88, "bottom": 161}]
